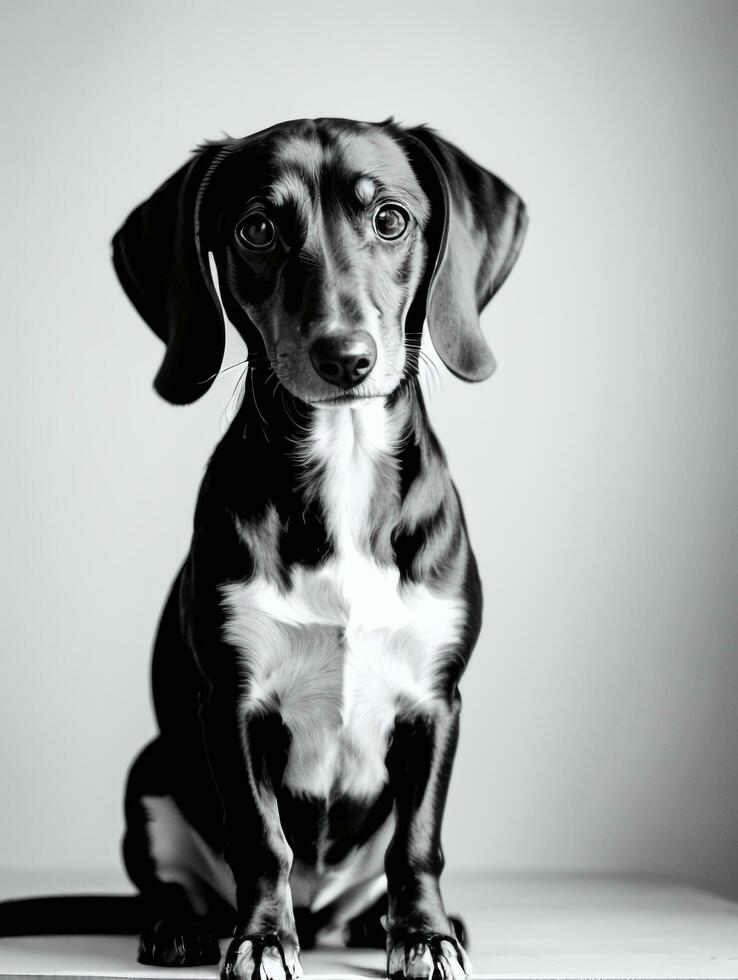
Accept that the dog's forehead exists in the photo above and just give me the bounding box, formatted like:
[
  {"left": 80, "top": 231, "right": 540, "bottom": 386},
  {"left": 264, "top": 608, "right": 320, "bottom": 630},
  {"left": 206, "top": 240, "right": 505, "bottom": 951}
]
[{"left": 264, "top": 124, "right": 428, "bottom": 216}]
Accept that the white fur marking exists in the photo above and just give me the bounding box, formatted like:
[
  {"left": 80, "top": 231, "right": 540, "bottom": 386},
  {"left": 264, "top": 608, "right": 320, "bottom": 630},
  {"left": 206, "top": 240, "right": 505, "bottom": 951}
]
[
  {"left": 355, "top": 176, "right": 377, "bottom": 204},
  {"left": 222, "top": 403, "right": 466, "bottom": 800}
]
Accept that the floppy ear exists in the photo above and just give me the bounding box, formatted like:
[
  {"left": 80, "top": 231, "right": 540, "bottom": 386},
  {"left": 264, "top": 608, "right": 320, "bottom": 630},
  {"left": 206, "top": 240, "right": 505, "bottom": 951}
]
[
  {"left": 111, "top": 145, "right": 225, "bottom": 404},
  {"left": 403, "top": 127, "right": 528, "bottom": 381}
]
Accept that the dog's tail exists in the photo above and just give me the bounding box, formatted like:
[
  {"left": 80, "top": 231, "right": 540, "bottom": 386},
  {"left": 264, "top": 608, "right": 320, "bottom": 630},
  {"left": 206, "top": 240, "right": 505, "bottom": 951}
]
[{"left": 0, "top": 895, "right": 144, "bottom": 936}]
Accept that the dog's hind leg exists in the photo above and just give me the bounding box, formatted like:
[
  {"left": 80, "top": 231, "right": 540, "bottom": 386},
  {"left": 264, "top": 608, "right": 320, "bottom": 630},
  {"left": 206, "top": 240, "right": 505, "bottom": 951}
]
[{"left": 123, "top": 738, "right": 225, "bottom": 967}]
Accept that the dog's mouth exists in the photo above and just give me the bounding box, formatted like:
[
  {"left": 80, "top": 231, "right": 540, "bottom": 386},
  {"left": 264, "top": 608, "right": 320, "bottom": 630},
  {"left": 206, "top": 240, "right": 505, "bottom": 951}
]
[
  {"left": 312, "top": 390, "right": 385, "bottom": 406},
  {"left": 267, "top": 350, "right": 407, "bottom": 409}
]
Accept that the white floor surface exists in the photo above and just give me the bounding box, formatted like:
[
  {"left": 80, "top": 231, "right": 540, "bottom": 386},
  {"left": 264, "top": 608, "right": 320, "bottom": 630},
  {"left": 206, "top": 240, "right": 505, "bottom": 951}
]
[{"left": 1, "top": 871, "right": 737, "bottom": 979}]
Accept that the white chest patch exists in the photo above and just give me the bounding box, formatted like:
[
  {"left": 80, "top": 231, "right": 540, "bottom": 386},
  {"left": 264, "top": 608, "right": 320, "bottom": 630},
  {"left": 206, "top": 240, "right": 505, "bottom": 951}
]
[{"left": 221, "top": 403, "right": 466, "bottom": 801}]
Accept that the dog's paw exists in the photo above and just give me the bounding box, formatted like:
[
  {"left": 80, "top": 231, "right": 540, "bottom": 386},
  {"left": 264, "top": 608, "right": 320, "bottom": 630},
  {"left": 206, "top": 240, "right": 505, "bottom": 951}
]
[
  {"left": 387, "top": 932, "right": 472, "bottom": 980},
  {"left": 222, "top": 932, "right": 302, "bottom": 980},
  {"left": 137, "top": 918, "right": 221, "bottom": 967}
]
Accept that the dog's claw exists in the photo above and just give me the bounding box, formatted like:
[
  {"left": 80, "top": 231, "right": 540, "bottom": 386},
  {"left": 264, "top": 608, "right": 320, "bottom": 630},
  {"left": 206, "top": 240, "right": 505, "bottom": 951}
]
[
  {"left": 223, "top": 933, "right": 302, "bottom": 980},
  {"left": 448, "top": 916, "right": 467, "bottom": 950},
  {"left": 387, "top": 932, "right": 471, "bottom": 980}
]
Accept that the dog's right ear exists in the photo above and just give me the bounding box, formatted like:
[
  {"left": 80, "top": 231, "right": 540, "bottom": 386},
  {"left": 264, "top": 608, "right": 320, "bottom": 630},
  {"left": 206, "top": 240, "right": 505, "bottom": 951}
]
[
  {"left": 111, "top": 146, "right": 225, "bottom": 405},
  {"left": 400, "top": 127, "right": 528, "bottom": 382}
]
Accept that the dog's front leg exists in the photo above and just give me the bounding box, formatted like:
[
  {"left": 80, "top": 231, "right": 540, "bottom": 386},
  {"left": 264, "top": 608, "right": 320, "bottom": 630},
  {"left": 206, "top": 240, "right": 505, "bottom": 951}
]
[
  {"left": 384, "top": 694, "right": 471, "bottom": 980},
  {"left": 199, "top": 692, "right": 301, "bottom": 980}
]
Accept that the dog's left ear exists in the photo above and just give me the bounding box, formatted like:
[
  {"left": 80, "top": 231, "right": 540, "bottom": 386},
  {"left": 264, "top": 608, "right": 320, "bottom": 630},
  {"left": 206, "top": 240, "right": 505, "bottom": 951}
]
[
  {"left": 111, "top": 145, "right": 226, "bottom": 404},
  {"left": 402, "top": 127, "right": 528, "bottom": 381}
]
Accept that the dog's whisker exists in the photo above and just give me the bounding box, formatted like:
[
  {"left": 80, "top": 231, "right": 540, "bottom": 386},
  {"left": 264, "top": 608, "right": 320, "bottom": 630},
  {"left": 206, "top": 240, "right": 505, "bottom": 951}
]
[
  {"left": 249, "top": 366, "right": 271, "bottom": 443},
  {"left": 198, "top": 357, "right": 251, "bottom": 385},
  {"left": 417, "top": 348, "right": 441, "bottom": 395},
  {"left": 419, "top": 349, "right": 440, "bottom": 377},
  {"left": 265, "top": 371, "right": 284, "bottom": 400},
  {"left": 280, "top": 389, "right": 311, "bottom": 435},
  {"left": 219, "top": 364, "right": 249, "bottom": 429}
]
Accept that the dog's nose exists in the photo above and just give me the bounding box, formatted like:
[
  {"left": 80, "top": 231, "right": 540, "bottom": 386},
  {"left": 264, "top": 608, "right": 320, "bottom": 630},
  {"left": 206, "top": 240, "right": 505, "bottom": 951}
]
[{"left": 309, "top": 332, "right": 377, "bottom": 388}]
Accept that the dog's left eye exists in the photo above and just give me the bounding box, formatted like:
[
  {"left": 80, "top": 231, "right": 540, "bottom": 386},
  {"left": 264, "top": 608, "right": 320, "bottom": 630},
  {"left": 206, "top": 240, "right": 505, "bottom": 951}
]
[
  {"left": 373, "top": 205, "right": 409, "bottom": 241},
  {"left": 236, "top": 214, "right": 276, "bottom": 250}
]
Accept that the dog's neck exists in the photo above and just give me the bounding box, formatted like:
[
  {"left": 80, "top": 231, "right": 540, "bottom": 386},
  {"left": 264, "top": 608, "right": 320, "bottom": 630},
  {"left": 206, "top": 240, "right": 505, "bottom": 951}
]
[
  {"left": 232, "top": 368, "right": 429, "bottom": 463},
  {"left": 214, "top": 368, "right": 439, "bottom": 510},
  {"left": 200, "top": 368, "right": 456, "bottom": 582}
]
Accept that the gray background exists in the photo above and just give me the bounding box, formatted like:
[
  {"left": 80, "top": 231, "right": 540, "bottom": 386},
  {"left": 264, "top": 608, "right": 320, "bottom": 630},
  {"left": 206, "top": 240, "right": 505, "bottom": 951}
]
[{"left": 1, "top": 0, "right": 737, "bottom": 897}]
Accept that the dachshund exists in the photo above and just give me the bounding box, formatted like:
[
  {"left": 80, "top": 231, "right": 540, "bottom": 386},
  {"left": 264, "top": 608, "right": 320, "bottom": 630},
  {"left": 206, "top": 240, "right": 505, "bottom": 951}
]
[{"left": 0, "top": 117, "right": 527, "bottom": 980}]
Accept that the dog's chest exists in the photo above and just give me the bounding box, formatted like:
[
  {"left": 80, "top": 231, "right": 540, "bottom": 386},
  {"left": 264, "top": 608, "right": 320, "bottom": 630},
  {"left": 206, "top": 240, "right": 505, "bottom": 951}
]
[{"left": 221, "top": 405, "right": 465, "bottom": 800}]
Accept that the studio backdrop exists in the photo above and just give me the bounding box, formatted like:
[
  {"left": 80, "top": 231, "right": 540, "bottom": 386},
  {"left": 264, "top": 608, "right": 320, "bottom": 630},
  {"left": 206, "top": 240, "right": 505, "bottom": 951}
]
[{"left": 1, "top": 0, "right": 736, "bottom": 898}]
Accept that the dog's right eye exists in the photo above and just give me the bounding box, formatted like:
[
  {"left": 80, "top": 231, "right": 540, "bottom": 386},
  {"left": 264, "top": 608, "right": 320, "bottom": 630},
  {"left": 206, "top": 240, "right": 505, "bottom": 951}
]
[
  {"left": 373, "top": 204, "right": 410, "bottom": 241},
  {"left": 236, "top": 214, "right": 276, "bottom": 250}
]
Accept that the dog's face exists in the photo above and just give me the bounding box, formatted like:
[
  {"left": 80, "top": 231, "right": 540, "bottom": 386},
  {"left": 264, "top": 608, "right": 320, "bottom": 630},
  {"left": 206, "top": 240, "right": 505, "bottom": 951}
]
[
  {"left": 215, "top": 122, "right": 431, "bottom": 405},
  {"left": 112, "top": 118, "right": 528, "bottom": 406}
]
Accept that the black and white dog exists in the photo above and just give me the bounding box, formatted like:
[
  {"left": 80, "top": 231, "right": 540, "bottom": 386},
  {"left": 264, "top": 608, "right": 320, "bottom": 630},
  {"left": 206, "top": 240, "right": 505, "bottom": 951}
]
[{"left": 1, "top": 118, "right": 527, "bottom": 980}]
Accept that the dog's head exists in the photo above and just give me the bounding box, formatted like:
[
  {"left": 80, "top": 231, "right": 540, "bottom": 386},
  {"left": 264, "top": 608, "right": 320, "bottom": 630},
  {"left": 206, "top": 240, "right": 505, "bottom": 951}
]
[{"left": 112, "top": 118, "right": 527, "bottom": 406}]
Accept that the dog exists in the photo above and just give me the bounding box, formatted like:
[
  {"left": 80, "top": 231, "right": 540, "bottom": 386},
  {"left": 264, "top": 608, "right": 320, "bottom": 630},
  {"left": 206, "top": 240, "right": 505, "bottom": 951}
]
[{"left": 0, "top": 117, "right": 527, "bottom": 980}]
